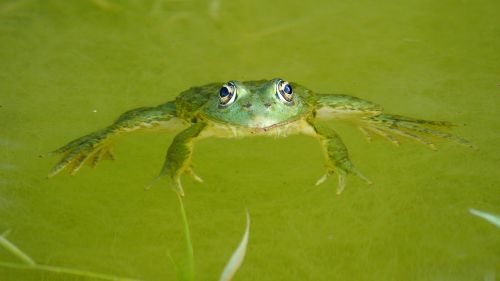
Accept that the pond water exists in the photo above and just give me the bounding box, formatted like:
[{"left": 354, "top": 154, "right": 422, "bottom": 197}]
[{"left": 0, "top": 0, "right": 498, "bottom": 280}]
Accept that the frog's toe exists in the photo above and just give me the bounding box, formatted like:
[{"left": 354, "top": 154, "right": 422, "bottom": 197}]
[
  {"left": 48, "top": 149, "right": 82, "bottom": 178},
  {"left": 365, "top": 114, "right": 473, "bottom": 149},
  {"left": 314, "top": 170, "right": 347, "bottom": 195},
  {"left": 186, "top": 166, "right": 203, "bottom": 183},
  {"left": 89, "top": 147, "right": 114, "bottom": 168},
  {"left": 172, "top": 176, "right": 185, "bottom": 196},
  {"left": 364, "top": 126, "right": 400, "bottom": 147},
  {"left": 357, "top": 127, "right": 373, "bottom": 143},
  {"left": 349, "top": 166, "right": 372, "bottom": 185},
  {"left": 90, "top": 149, "right": 104, "bottom": 168},
  {"left": 164, "top": 168, "right": 201, "bottom": 195},
  {"left": 68, "top": 153, "right": 93, "bottom": 175},
  {"left": 48, "top": 160, "right": 68, "bottom": 178},
  {"left": 335, "top": 170, "right": 348, "bottom": 195},
  {"left": 146, "top": 170, "right": 186, "bottom": 196},
  {"left": 315, "top": 173, "right": 330, "bottom": 186},
  {"left": 316, "top": 167, "right": 371, "bottom": 195}
]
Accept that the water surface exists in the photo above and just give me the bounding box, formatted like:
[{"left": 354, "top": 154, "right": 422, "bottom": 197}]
[{"left": 0, "top": 0, "right": 499, "bottom": 280}]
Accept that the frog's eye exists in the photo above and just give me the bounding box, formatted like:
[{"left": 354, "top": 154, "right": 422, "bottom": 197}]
[
  {"left": 276, "top": 80, "right": 293, "bottom": 104},
  {"left": 219, "top": 82, "right": 237, "bottom": 107}
]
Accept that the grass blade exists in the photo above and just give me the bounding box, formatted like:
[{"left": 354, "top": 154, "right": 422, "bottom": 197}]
[
  {"left": 219, "top": 211, "right": 250, "bottom": 281},
  {"left": 0, "top": 230, "right": 142, "bottom": 281},
  {"left": 177, "top": 193, "right": 195, "bottom": 281},
  {"left": 167, "top": 251, "right": 181, "bottom": 279},
  {"left": 0, "top": 230, "right": 35, "bottom": 265},
  {"left": 0, "top": 261, "right": 141, "bottom": 281},
  {"left": 469, "top": 208, "right": 500, "bottom": 228}
]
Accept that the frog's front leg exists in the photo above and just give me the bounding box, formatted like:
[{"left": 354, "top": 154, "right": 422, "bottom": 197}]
[
  {"left": 48, "top": 102, "right": 180, "bottom": 177},
  {"left": 153, "top": 122, "right": 206, "bottom": 196},
  {"left": 306, "top": 119, "right": 371, "bottom": 194}
]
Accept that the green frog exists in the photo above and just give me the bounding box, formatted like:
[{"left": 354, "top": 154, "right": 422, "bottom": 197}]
[{"left": 48, "top": 79, "right": 471, "bottom": 195}]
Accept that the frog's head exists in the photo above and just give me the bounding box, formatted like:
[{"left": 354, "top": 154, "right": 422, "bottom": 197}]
[{"left": 202, "top": 78, "right": 311, "bottom": 128}]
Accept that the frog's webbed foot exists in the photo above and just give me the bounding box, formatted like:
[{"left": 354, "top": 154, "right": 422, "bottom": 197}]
[
  {"left": 316, "top": 167, "right": 371, "bottom": 195},
  {"left": 47, "top": 130, "right": 116, "bottom": 177},
  {"left": 149, "top": 164, "right": 204, "bottom": 196},
  {"left": 307, "top": 119, "right": 371, "bottom": 194},
  {"left": 361, "top": 114, "right": 473, "bottom": 150},
  {"left": 150, "top": 123, "right": 206, "bottom": 196},
  {"left": 156, "top": 152, "right": 204, "bottom": 198},
  {"left": 47, "top": 102, "right": 179, "bottom": 178},
  {"left": 359, "top": 126, "right": 400, "bottom": 147}
]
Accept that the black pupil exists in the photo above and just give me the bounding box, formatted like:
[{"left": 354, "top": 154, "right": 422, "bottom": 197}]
[
  {"left": 219, "top": 86, "right": 230, "bottom": 98},
  {"left": 283, "top": 84, "right": 292, "bottom": 94}
]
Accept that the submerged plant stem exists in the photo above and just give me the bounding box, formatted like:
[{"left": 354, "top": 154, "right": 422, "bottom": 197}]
[
  {"left": 0, "top": 231, "right": 35, "bottom": 266},
  {"left": 177, "top": 192, "right": 195, "bottom": 281},
  {"left": 0, "top": 261, "right": 141, "bottom": 281},
  {"left": 0, "top": 231, "right": 141, "bottom": 281}
]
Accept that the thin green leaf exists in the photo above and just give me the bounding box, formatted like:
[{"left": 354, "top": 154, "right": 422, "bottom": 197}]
[
  {"left": 0, "top": 230, "right": 35, "bottom": 265},
  {"left": 469, "top": 208, "right": 500, "bottom": 228},
  {"left": 167, "top": 251, "right": 180, "bottom": 277},
  {"left": 177, "top": 193, "right": 195, "bottom": 281},
  {"left": 219, "top": 211, "right": 250, "bottom": 281},
  {"left": 0, "top": 261, "right": 142, "bottom": 281},
  {"left": 0, "top": 230, "right": 142, "bottom": 281}
]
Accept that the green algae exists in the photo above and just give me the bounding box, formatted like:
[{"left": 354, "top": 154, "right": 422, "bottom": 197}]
[{"left": 0, "top": 0, "right": 499, "bottom": 280}]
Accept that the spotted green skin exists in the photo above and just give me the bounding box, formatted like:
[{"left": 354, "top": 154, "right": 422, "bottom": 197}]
[{"left": 49, "top": 78, "right": 471, "bottom": 195}]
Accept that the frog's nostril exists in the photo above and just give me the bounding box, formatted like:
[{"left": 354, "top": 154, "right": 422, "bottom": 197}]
[
  {"left": 264, "top": 102, "right": 272, "bottom": 108},
  {"left": 242, "top": 102, "right": 252, "bottom": 109}
]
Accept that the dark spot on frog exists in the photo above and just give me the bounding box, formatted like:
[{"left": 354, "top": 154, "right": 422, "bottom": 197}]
[{"left": 242, "top": 102, "right": 252, "bottom": 109}]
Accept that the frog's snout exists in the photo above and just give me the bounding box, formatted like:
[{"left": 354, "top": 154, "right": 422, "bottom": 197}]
[{"left": 241, "top": 101, "right": 274, "bottom": 111}]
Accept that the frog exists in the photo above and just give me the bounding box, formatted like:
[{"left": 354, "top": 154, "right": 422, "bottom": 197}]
[{"left": 47, "top": 78, "right": 472, "bottom": 195}]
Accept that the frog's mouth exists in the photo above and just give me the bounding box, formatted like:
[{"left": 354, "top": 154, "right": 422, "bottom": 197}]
[
  {"left": 242, "top": 114, "right": 304, "bottom": 132},
  {"left": 248, "top": 115, "right": 280, "bottom": 128},
  {"left": 203, "top": 110, "right": 304, "bottom": 131}
]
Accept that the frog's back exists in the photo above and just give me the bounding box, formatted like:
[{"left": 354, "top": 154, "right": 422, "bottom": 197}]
[{"left": 175, "top": 82, "right": 221, "bottom": 120}]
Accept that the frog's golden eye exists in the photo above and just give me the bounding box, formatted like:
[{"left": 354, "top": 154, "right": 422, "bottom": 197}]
[
  {"left": 276, "top": 80, "right": 293, "bottom": 104},
  {"left": 219, "top": 81, "right": 237, "bottom": 107}
]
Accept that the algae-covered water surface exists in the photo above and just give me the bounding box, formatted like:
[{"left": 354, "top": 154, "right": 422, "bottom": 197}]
[{"left": 1, "top": 0, "right": 499, "bottom": 280}]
